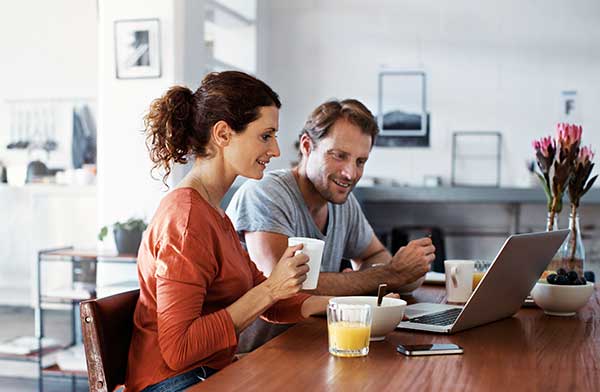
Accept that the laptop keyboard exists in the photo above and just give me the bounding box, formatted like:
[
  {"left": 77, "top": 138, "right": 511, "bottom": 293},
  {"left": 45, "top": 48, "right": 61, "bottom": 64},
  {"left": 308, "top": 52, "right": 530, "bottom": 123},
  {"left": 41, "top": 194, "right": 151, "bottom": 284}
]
[{"left": 409, "top": 308, "right": 462, "bottom": 326}]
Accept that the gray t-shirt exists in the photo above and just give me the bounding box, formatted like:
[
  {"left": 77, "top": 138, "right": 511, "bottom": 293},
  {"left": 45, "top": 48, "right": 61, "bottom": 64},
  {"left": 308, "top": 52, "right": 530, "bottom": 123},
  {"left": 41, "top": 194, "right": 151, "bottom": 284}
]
[{"left": 226, "top": 169, "right": 374, "bottom": 272}]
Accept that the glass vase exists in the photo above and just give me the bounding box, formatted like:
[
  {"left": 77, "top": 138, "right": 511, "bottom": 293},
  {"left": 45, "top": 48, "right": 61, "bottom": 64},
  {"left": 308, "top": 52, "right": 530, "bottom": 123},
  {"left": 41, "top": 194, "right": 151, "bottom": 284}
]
[
  {"left": 557, "top": 212, "right": 585, "bottom": 277},
  {"left": 545, "top": 212, "right": 562, "bottom": 273}
]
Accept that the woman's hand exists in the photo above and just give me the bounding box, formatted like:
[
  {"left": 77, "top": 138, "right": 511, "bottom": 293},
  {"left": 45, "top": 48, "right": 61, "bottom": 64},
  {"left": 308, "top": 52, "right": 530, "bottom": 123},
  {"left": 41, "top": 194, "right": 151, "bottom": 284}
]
[{"left": 264, "top": 244, "right": 310, "bottom": 301}]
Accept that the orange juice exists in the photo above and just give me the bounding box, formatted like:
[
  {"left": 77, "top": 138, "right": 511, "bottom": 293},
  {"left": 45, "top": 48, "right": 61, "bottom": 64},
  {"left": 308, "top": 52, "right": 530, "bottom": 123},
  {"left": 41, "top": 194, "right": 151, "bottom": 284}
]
[
  {"left": 472, "top": 272, "right": 485, "bottom": 290},
  {"left": 328, "top": 322, "right": 371, "bottom": 357},
  {"left": 539, "top": 270, "right": 555, "bottom": 281}
]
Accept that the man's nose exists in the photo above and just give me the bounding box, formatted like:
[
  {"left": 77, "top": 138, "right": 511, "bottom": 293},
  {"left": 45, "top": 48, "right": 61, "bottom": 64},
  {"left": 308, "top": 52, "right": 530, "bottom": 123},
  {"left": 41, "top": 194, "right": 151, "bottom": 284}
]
[{"left": 340, "top": 162, "right": 356, "bottom": 181}]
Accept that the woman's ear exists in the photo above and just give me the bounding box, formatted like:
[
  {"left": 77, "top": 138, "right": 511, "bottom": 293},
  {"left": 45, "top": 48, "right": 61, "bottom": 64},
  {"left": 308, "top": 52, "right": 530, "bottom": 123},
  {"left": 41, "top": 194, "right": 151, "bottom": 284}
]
[{"left": 212, "top": 120, "right": 233, "bottom": 147}]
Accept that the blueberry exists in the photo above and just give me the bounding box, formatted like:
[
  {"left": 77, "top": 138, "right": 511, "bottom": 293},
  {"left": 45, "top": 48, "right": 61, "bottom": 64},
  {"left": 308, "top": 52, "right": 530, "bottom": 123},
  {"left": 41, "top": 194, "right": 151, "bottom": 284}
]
[
  {"left": 581, "top": 277, "right": 587, "bottom": 285},
  {"left": 556, "top": 268, "right": 568, "bottom": 276},
  {"left": 556, "top": 275, "right": 569, "bottom": 285},
  {"left": 567, "top": 270, "right": 579, "bottom": 283},
  {"left": 546, "top": 273, "right": 558, "bottom": 284},
  {"left": 584, "top": 271, "right": 595, "bottom": 283}
]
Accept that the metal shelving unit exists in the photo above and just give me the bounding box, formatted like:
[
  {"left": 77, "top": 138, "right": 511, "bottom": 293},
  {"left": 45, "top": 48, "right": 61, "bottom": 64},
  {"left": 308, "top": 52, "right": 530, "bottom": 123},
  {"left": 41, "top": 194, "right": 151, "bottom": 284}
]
[{"left": 32, "top": 247, "right": 137, "bottom": 392}]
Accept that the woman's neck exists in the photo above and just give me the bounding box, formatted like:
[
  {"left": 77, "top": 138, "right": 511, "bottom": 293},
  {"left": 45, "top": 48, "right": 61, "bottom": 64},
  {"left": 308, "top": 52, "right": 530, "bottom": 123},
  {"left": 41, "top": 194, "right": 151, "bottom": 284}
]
[{"left": 178, "top": 157, "right": 235, "bottom": 213}]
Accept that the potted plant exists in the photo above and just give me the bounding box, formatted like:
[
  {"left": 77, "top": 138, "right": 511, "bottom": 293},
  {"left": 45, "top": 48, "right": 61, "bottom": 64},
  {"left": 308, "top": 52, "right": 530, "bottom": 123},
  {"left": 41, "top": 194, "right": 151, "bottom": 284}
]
[{"left": 98, "top": 218, "right": 148, "bottom": 255}]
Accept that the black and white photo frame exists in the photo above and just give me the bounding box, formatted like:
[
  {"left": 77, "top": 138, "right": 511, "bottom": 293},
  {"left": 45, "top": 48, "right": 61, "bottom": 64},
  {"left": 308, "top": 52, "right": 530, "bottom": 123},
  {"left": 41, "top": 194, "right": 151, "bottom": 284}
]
[{"left": 114, "top": 18, "right": 161, "bottom": 79}]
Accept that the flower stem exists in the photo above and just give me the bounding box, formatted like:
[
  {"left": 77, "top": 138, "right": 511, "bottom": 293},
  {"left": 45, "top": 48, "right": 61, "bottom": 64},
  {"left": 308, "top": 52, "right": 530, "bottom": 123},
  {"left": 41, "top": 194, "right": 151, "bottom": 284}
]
[
  {"left": 547, "top": 211, "right": 556, "bottom": 231},
  {"left": 568, "top": 204, "right": 578, "bottom": 270}
]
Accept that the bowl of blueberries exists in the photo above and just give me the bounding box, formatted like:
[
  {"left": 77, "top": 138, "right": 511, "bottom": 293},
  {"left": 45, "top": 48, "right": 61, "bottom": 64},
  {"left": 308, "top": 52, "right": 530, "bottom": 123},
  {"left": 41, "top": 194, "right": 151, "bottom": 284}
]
[{"left": 531, "top": 268, "right": 594, "bottom": 316}]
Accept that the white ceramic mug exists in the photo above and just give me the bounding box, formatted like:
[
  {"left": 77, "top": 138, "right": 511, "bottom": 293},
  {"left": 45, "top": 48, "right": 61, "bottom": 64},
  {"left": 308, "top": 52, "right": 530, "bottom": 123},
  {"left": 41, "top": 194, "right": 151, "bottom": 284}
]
[
  {"left": 288, "top": 237, "right": 324, "bottom": 290},
  {"left": 444, "top": 259, "right": 475, "bottom": 304}
]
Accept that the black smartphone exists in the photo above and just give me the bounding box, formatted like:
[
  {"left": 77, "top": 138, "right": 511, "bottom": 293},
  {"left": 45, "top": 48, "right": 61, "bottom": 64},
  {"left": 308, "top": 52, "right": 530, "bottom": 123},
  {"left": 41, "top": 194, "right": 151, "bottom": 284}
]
[{"left": 397, "top": 343, "right": 464, "bottom": 356}]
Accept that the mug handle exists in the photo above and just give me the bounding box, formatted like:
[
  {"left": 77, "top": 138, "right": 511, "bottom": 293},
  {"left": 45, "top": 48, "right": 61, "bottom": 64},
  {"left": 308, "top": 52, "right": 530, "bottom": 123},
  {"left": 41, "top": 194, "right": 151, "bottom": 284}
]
[{"left": 451, "top": 266, "right": 458, "bottom": 288}]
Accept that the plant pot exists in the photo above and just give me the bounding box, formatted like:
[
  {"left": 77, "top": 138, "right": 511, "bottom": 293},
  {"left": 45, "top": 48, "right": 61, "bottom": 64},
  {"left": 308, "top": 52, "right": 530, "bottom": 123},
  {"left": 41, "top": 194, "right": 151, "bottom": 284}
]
[{"left": 113, "top": 228, "right": 143, "bottom": 255}]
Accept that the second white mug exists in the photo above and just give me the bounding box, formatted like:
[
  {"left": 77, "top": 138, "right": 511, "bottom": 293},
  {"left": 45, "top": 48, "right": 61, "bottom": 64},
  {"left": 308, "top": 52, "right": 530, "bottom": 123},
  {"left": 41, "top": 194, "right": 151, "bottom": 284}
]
[{"left": 444, "top": 259, "right": 475, "bottom": 304}]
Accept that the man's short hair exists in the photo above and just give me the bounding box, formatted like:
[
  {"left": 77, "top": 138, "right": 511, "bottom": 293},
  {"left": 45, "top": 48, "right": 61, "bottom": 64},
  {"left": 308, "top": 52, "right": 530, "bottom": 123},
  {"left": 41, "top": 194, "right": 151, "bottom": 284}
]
[{"left": 298, "top": 99, "right": 379, "bottom": 158}]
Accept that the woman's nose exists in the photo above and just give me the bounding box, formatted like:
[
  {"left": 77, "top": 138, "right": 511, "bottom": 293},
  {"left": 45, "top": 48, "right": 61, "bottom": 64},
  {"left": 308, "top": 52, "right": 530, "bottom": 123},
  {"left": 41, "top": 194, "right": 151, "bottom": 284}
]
[{"left": 270, "top": 139, "right": 281, "bottom": 158}]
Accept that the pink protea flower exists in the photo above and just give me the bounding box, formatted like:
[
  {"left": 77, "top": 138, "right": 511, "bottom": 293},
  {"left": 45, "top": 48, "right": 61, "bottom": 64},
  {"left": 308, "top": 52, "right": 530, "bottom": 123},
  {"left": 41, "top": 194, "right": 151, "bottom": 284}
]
[
  {"left": 539, "top": 136, "right": 555, "bottom": 158},
  {"left": 556, "top": 123, "right": 582, "bottom": 149},
  {"left": 578, "top": 145, "right": 595, "bottom": 164},
  {"left": 569, "top": 143, "right": 597, "bottom": 208},
  {"left": 532, "top": 135, "right": 556, "bottom": 174}
]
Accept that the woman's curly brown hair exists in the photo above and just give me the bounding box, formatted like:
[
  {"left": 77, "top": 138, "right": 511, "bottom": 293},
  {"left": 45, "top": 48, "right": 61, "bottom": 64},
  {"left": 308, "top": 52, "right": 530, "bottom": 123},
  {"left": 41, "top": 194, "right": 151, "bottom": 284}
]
[{"left": 144, "top": 71, "right": 281, "bottom": 185}]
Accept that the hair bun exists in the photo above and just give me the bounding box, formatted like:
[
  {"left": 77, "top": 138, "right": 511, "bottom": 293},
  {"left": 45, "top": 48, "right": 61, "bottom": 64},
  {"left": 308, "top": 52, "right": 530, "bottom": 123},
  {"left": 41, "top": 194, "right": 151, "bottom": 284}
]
[{"left": 145, "top": 85, "right": 196, "bottom": 185}]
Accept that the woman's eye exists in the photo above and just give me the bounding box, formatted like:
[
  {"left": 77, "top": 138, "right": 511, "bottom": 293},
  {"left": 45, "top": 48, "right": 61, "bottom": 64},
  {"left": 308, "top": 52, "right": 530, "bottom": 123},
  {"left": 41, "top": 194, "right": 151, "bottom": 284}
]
[{"left": 261, "top": 132, "right": 277, "bottom": 141}]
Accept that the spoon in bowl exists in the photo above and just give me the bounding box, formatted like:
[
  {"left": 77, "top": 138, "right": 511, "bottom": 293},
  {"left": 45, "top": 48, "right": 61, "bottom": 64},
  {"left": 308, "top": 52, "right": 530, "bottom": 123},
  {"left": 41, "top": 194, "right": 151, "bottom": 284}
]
[{"left": 377, "top": 283, "right": 387, "bottom": 307}]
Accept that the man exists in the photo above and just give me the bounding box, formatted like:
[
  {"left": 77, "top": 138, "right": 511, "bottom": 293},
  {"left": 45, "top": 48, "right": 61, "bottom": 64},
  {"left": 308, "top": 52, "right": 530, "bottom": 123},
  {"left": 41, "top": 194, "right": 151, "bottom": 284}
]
[{"left": 226, "top": 99, "right": 435, "bottom": 351}]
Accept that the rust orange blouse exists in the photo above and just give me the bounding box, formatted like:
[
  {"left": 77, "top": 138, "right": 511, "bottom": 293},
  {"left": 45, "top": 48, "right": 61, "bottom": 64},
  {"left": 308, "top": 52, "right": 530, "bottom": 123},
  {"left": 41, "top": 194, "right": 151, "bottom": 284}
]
[{"left": 125, "top": 188, "right": 310, "bottom": 392}]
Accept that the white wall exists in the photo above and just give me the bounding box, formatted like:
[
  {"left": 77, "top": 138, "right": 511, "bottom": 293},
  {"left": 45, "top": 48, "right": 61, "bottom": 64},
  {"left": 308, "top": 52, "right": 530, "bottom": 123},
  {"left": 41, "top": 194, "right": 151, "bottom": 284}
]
[
  {"left": 0, "top": 1, "right": 98, "bottom": 305},
  {"left": 0, "top": 0, "right": 97, "bottom": 102},
  {"left": 260, "top": 0, "right": 600, "bottom": 187},
  {"left": 97, "top": 0, "right": 176, "bottom": 235},
  {"left": 0, "top": 0, "right": 98, "bottom": 168}
]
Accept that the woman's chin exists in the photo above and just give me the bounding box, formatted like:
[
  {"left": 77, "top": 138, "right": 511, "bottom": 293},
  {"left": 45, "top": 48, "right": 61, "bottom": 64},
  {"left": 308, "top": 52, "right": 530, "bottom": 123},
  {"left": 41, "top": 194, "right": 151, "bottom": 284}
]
[{"left": 242, "top": 168, "right": 265, "bottom": 180}]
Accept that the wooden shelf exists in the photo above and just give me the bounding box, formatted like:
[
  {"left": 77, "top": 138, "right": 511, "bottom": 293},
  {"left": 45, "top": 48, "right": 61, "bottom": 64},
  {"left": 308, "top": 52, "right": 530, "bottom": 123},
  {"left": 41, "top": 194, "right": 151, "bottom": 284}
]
[
  {"left": 0, "top": 344, "right": 65, "bottom": 363},
  {"left": 43, "top": 364, "right": 87, "bottom": 377},
  {"left": 41, "top": 248, "right": 137, "bottom": 262}
]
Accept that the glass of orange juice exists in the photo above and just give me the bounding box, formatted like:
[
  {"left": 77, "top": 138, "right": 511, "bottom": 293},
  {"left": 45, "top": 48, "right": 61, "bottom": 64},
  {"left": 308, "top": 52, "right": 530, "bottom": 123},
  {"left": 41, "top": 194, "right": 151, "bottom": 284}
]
[
  {"left": 327, "top": 302, "right": 372, "bottom": 357},
  {"left": 472, "top": 260, "right": 491, "bottom": 290}
]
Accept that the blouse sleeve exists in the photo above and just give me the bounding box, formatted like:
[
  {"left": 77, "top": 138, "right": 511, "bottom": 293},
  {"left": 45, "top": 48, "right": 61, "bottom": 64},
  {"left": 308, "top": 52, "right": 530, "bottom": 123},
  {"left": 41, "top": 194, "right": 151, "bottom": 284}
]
[
  {"left": 154, "top": 235, "right": 238, "bottom": 371},
  {"left": 245, "top": 250, "right": 311, "bottom": 324}
]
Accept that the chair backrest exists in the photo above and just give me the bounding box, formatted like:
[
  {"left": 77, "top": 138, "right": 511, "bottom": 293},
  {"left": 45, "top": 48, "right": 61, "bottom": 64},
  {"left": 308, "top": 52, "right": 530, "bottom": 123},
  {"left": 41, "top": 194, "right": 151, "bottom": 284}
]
[{"left": 80, "top": 289, "right": 139, "bottom": 392}]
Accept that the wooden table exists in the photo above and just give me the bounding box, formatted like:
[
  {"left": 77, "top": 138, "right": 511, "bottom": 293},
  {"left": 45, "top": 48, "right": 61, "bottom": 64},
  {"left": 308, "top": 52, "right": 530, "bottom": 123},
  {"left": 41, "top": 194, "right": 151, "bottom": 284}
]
[{"left": 193, "top": 285, "right": 600, "bottom": 391}]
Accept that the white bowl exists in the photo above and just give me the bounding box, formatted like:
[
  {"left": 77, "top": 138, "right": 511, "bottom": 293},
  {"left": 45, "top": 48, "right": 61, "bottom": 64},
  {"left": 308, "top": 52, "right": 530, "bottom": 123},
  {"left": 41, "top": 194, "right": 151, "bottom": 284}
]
[
  {"left": 397, "top": 275, "right": 426, "bottom": 295},
  {"left": 329, "top": 296, "right": 406, "bottom": 341},
  {"left": 531, "top": 282, "right": 594, "bottom": 316}
]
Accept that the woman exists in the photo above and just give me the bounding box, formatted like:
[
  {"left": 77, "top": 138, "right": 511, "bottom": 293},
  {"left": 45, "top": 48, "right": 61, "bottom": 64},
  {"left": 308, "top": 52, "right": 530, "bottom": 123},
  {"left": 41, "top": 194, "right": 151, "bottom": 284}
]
[{"left": 126, "top": 71, "right": 329, "bottom": 392}]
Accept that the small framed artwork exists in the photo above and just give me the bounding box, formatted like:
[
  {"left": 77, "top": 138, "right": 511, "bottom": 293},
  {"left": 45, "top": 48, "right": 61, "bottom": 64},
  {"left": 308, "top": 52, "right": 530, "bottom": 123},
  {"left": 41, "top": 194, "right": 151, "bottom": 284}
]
[{"left": 114, "top": 18, "right": 161, "bottom": 79}]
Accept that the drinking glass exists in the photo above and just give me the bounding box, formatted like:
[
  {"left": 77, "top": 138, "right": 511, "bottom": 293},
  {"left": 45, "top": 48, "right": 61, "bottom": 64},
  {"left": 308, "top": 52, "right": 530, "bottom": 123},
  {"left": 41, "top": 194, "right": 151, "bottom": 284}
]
[
  {"left": 472, "top": 260, "right": 491, "bottom": 290},
  {"left": 327, "top": 302, "right": 372, "bottom": 357}
]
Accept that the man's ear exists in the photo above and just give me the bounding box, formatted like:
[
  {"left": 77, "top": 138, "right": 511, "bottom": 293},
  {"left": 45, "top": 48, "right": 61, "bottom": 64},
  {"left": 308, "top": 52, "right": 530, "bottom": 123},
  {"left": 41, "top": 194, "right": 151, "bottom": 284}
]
[
  {"left": 212, "top": 120, "right": 233, "bottom": 147},
  {"left": 299, "top": 133, "right": 314, "bottom": 158}
]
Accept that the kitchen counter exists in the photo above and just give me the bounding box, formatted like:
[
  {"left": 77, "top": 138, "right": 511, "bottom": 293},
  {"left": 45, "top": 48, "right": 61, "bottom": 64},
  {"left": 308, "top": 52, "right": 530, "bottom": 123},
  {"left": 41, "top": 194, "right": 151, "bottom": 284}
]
[
  {"left": 0, "top": 184, "right": 97, "bottom": 306},
  {"left": 353, "top": 185, "right": 600, "bottom": 204}
]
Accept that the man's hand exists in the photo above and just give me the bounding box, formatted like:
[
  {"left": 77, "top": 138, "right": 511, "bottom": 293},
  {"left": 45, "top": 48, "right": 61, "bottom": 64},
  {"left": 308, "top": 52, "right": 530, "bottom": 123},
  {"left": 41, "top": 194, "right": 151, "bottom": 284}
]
[{"left": 387, "top": 237, "right": 435, "bottom": 287}]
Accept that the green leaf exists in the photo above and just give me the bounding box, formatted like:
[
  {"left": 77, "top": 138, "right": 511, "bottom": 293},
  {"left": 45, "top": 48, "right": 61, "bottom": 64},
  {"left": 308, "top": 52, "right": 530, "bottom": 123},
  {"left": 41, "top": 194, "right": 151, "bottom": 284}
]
[
  {"left": 98, "top": 226, "right": 108, "bottom": 241},
  {"left": 535, "top": 172, "right": 552, "bottom": 209},
  {"left": 556, "top": 196, "right": 563, "bottom": 213},
  {"left": 582, "top": 174, "right": 598, "bottom": 197}
]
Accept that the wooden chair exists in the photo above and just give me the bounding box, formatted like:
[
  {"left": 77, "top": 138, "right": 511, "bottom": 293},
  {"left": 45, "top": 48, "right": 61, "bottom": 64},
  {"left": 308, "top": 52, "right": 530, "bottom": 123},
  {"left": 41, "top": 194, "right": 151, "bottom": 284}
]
[{"left": 80, "top": 289, "right": 140, "bottom": 392}]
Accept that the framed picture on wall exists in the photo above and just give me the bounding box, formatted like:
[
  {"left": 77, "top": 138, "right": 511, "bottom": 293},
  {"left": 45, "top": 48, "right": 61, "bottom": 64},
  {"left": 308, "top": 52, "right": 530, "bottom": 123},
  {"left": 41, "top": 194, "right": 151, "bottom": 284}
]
[{"left": 114, "top": 18, "right": 161, "bottom": 79}]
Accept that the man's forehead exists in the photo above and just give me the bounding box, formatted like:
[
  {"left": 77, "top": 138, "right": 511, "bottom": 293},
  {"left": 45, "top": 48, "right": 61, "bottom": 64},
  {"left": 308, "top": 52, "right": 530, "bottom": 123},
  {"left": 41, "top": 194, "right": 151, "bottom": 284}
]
[{"left": 319, "top": 119, "right": 372, "bottom": 155}]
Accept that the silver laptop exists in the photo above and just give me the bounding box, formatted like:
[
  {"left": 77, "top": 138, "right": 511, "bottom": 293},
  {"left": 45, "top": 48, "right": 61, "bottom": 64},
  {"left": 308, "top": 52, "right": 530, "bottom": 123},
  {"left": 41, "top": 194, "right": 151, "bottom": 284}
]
[{"left": 398, "top": 230, "right": 569, "bottom": 334}]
